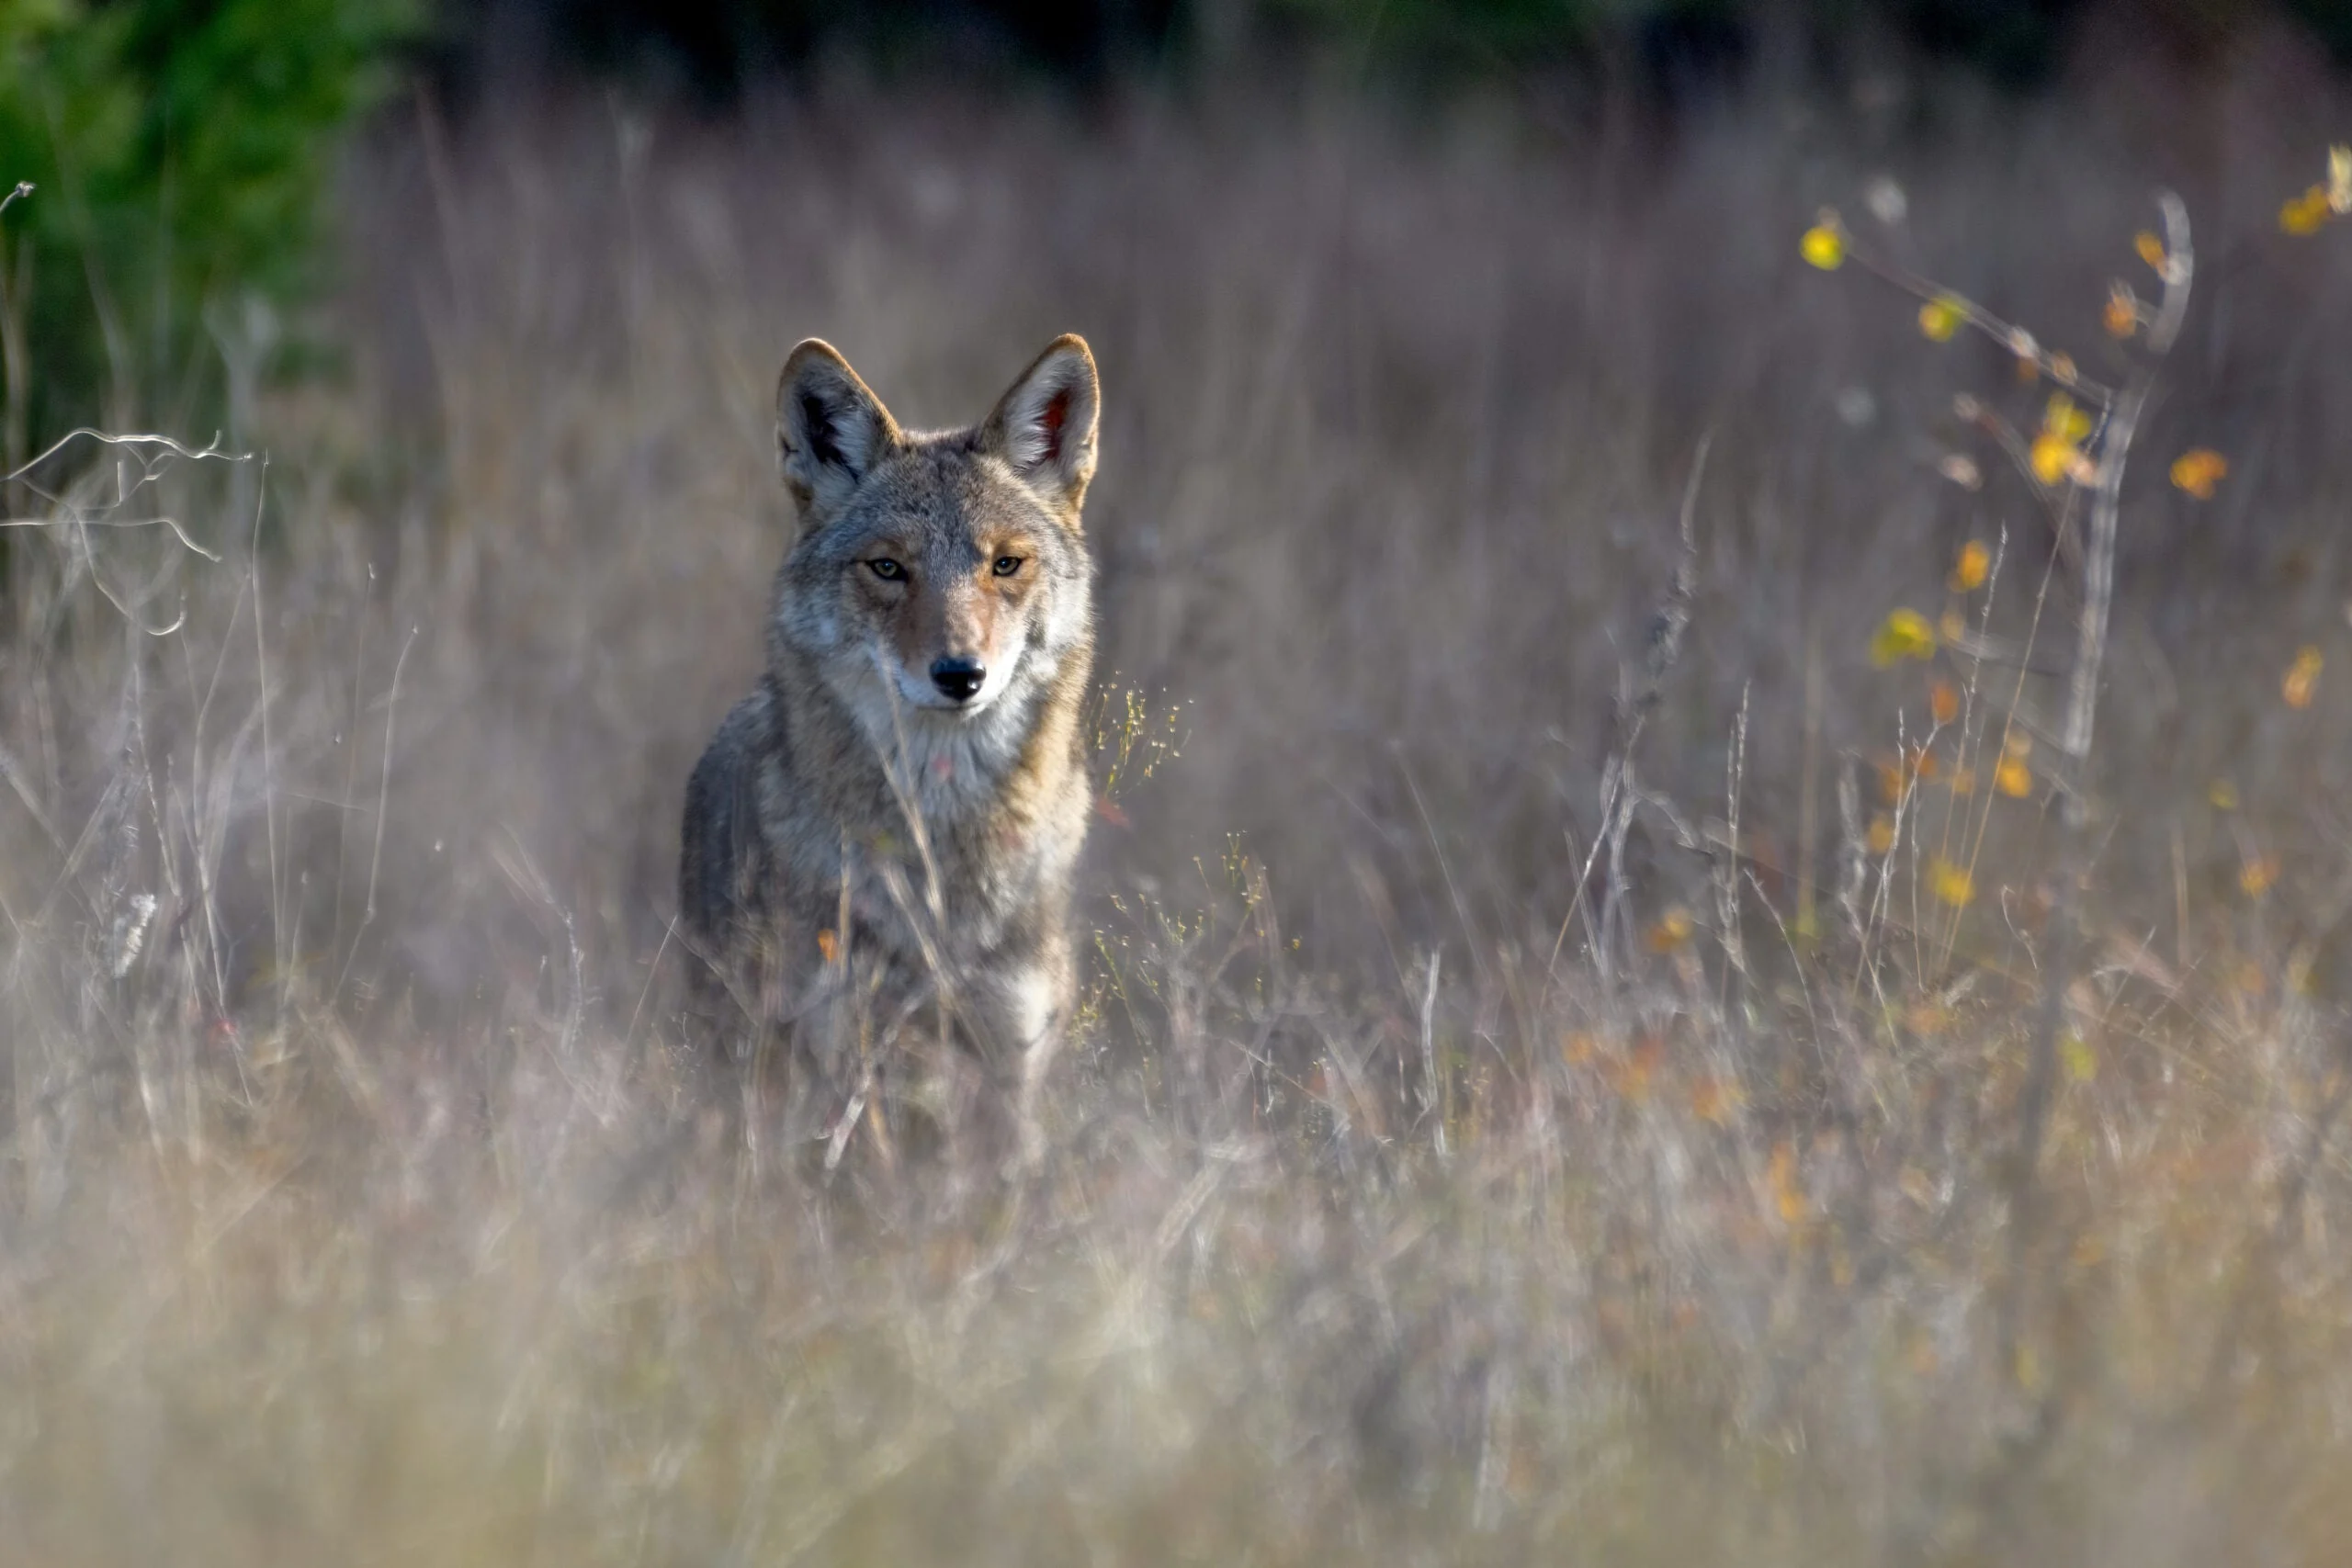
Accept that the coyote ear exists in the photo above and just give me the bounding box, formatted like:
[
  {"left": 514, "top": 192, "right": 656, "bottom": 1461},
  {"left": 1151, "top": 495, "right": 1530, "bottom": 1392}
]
[
  {"left": 776, "top": 340, "right": 901, "bottom": 521},
  {"left": 980, "top": 334, "right": 1100, "bottom": 524}
]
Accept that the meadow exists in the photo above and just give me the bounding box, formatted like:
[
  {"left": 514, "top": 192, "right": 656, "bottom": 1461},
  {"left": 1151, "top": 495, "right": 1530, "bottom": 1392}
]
[{"left": 5, "top": 34, "right": 2352, "bottom": 1562}]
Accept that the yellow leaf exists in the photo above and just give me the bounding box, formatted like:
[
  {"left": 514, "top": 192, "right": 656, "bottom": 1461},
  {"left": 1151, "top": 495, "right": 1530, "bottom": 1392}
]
[
  {"left": 1996, "top": 757, "right": 2032, "bottom": 797},
  {"left": 2061, "top": 1032, "right": 2098, "bottom": 1083},
  {"left": 2282, "top": 185, "right": 2332, "bottom": 236},
  {"left": 1929, "top": 856, "right": 1974, "bottom": 908},
  {"left": 2208, "top": 779, "right": 2239, "bottom": 811},
  {"left": 1801, "top": 217, "right": 1847, "bottom": 270},
  {"left": 1869, "top": 607, "right": 1938, "bottom": 667},
  {"left": 2133, "top": 231, "right": 2166, "bottom": 271},
  {"left": 2169, "top": 448, "right": 2228, "bottom": 500},
  {"left": 1867, "top": 813, "right": 1895, "bottom": 855},
  {"left": 1917, "top": 295, "right": 1962, "bottom": 342},
  {"left": 1951, "top": 539, "right": 1990, "bottom": 592},
  {"left": 2285, "top": 645, "right": 2324, "bottom": 709}
]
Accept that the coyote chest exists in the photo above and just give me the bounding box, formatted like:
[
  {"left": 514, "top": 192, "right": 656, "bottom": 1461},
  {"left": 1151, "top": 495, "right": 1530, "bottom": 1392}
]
[{"left": 680, "top": 333, "right": 1102, "bottom": 1085}]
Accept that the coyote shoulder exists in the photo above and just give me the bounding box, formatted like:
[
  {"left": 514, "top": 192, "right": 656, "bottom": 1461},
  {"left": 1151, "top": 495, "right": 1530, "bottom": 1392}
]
[{"left": 680, "top": 334, "right": 1102, "bottom": 1143}]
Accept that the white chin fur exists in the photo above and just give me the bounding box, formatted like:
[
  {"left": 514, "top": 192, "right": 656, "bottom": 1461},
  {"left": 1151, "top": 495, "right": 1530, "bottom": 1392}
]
[{"left": 831, "top": 647, "right": 1049, "bottom": 818}]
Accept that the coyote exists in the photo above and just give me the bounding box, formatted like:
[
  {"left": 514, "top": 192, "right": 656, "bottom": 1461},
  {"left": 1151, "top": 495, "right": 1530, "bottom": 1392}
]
[{"left": 679, "top": 334, "right": 1102, "bottom": 1156}]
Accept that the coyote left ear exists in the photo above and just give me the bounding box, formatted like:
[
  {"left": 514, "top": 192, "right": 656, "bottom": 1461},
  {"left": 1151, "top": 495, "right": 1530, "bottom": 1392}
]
[{"left": 980, "top": 334, "right": 1100, "bottom": 524}]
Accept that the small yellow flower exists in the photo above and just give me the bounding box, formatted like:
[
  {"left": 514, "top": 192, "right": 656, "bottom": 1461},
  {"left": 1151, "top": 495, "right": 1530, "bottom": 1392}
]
[
  {"left": 1929, "top": 856, "right": 1974, "bottom": 908},
  {"left": 1868, "top": 607, "right": 1938, "bottom": 667},
  {"left": 1930, "top": 681, "right": 1961, "bottom": 726},
  {"left": 1645, "top": 907, "right": 1695, "bottom": 953},
  {"left": 2042, "top": 393, "right": 2093, "bottom": 443},
  {"left": 2030, "top": 433, "right": 2078, "bottom": 486},
  {"left": 2061, "top": 1032, "right": 2098, "bottom": 1083},
  {"left": 1867, "top": 813, "right": 1896, "bottom": 855},
  {"left": 2284, "top": 645, "right": 2323, "bottom": 709},
  {"left": 1802, "top": 215, "right": 1847, "bottom": 270},
  {"left": 2208, "top": 779, "right": 2239, "bottom": 811},
  {"left": 1917, "top": 295, "right": 1962, "bottom": 342},
  {"left": 2332, "top": 145, "right": 2352, "bottom": 215},
  {"left": 2282, "top": 184, "right": 2332, "bottom": 236},
  {"left": 2027, "top": 394, "right": 2095, "bottom": 487},
  {"left": 2133, "top": 231, "right": 2166, "bottom": 271},
  {"left": 2240, "top": 855, "right": 2280, "bottom": 897},
  {"left": 2169, "top": 448, "right": 2228, "bottom": 500},
  {"left": 1951, "top": 539, "right": 1990, "bottom": 592},
  {"left": 2103, "top": 283, "right": 2139, "bottom": 339},
  {"left": 1996, "top": 756, "right": 2032, "bottom": 797}
]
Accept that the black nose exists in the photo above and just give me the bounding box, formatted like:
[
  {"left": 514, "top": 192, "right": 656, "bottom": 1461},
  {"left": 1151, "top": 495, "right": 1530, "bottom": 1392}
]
[{"left": 931, "top": 657, "right": 987, "bottom": 703}]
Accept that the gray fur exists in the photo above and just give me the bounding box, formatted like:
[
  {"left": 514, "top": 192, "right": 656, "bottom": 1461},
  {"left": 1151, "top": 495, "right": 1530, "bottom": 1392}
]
[{"left": 680, "top": 335, "right": 1102, "bottom": 1150}]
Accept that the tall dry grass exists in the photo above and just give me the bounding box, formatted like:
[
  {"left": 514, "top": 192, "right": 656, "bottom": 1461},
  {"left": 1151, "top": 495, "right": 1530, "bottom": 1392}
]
[{"left": 6, "top": 34, "right": 2352, "bottom": 1563}]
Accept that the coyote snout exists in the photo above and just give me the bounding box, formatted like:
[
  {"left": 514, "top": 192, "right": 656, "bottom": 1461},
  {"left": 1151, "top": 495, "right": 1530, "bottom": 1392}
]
[{"left": 679, "top": 333, "right": 1104, "bottom": 1164}]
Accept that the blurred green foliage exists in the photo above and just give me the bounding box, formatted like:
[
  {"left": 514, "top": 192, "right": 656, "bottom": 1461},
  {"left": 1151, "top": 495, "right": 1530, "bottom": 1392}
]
[{"left": 0, "top": 0, "right": 414, "bottom": 451}]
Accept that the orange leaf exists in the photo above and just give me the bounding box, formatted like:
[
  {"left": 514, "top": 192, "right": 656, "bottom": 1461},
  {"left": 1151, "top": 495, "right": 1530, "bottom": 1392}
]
[
  {"left": 1768, "top": 1142, "right": 1807, "bottom": 1224},
  {"left": 2284, "top": 646, "right": 2323, "bottom": 709},
  {"left": 2169, "top": 448, "right": 2228, "bottom": 501}
]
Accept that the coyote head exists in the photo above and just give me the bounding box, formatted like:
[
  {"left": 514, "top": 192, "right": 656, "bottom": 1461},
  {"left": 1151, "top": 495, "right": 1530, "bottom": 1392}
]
[{"left": 765, "top": 334, "right": 1100, "bottom": 756}]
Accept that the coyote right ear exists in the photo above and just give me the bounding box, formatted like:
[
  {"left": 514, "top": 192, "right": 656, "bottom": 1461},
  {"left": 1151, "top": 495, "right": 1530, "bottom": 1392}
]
[{"left": 776, "top": 340, "right": 901, "bottom": 521}]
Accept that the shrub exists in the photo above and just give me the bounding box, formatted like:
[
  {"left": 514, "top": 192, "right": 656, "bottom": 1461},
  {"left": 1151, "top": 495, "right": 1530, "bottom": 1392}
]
[{"left": 0, "top": 0, "right": 414, "bottom": 453}]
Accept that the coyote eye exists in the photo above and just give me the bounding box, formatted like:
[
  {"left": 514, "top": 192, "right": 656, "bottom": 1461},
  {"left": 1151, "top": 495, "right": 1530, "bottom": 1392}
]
[
  {"left": 992, "top": 556, "right": 1023, "bottom": 578},
  {"left": 866, "top": 558, "right": 905, "bottom": 581}
]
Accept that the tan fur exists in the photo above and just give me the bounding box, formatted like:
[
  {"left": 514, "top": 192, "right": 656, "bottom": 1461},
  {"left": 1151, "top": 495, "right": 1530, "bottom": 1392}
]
[{"left": 680, "top": 334, "right": 1102, "bottom": 1161}]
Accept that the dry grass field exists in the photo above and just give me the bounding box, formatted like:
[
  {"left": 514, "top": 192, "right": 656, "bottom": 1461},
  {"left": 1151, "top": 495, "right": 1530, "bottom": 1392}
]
[{"left": 6, "top": 31, "right": 2352, "bottom": 1563}]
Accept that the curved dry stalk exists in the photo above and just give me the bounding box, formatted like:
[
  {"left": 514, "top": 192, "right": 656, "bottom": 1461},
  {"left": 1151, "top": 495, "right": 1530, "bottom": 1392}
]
[{"left": 2004, "top": 189, "right": 2194, "bottom": 1359}]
